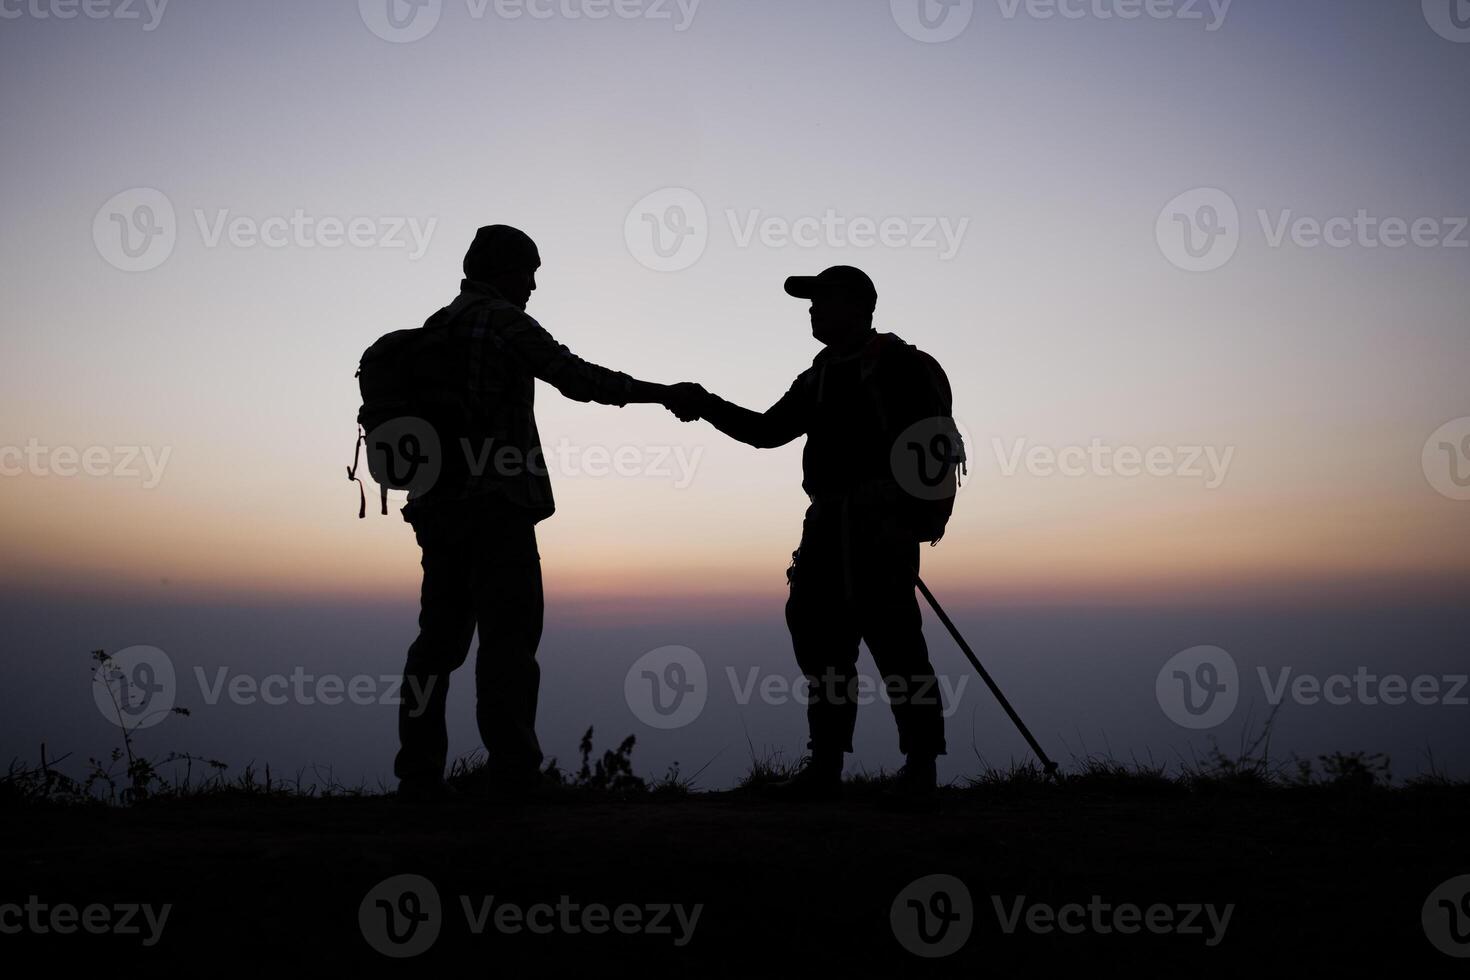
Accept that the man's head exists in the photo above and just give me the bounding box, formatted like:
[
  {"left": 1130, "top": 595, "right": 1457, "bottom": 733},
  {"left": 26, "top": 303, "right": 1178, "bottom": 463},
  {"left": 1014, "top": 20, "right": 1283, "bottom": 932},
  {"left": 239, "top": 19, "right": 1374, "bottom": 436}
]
[
  {"left": 464, "top": 225, "right": 541, "bottom": 310},
  {"left": 784, "top": 266, "right": 878, "bottom": 347}
]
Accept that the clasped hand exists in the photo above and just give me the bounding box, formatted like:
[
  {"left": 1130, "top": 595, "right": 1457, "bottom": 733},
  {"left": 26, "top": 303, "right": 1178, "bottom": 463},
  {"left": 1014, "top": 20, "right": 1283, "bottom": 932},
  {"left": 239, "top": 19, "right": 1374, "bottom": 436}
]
[{"left": 661, "top": 383, "right": 710, "bottom": 423}]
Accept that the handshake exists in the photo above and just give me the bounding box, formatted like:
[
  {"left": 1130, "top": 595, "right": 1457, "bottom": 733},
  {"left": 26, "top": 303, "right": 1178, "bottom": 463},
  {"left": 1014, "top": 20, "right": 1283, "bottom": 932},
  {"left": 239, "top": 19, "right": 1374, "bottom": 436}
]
[{"left": 657, "top": 382, "right": 712, "bottom": 423}]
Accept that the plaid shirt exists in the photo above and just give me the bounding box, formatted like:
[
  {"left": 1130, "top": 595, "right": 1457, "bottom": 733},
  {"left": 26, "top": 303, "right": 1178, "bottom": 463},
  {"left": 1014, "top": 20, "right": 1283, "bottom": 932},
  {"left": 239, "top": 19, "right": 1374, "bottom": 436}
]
[{"left": 402, "top": 280, "right": 636, "bottom": 524}]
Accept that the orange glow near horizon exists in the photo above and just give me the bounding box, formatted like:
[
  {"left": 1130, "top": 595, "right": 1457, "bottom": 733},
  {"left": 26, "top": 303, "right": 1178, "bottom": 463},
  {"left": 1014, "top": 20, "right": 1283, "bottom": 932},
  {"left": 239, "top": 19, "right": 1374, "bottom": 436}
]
[{"left": 4, "top": 449, "right": 1466, "bottom": 611}]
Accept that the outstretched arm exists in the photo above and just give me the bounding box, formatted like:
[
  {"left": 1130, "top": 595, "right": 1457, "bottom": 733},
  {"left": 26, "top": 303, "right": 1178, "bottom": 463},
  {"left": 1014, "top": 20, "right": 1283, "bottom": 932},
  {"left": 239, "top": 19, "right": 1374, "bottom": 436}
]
[
  {"left": 497, "top": 313, "right": 676, "bottom": 407},
  {"left": 668, "top": 380, "right": 807, "bottom": 449}
]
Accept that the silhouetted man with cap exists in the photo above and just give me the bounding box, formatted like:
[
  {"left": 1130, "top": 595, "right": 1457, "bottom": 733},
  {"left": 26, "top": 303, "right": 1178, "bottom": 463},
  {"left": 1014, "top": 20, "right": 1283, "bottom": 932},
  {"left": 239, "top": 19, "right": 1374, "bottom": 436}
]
[
  {"left": 672, "top": 266, "right": 963, "bottom": 800},
  {"left": 393, "top": 225, "right": 700, "bottom": 801}
]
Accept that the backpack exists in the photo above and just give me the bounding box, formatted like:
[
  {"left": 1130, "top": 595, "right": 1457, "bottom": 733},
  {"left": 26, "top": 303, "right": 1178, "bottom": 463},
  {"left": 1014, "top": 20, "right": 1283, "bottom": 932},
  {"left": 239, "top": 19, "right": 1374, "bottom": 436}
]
[
  {"left": 347, "top": 311, "right": 468, "bottom": 518},
  {"left": 872, "top": 338, "right": 967, "bottom": 545}
]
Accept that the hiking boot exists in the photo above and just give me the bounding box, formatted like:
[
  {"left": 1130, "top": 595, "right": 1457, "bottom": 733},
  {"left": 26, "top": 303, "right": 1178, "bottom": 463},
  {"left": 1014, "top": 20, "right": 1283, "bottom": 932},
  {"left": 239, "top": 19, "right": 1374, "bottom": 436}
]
[
  {"left": 395, "top": 777, "right": 457, "bottom": 805},
  {"left": 766, "top": 753, "right": 844, "bottom": 803},
  {"left": 480, "top": 767, "right": 556, "bottom": 805},
  {"left": 879, "top": 755, "right": 939, "bottom": 811}
]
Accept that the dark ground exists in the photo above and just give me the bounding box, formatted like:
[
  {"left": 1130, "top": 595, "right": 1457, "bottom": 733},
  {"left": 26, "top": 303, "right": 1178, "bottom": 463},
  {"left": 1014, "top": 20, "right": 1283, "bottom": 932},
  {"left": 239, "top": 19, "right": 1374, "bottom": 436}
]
[{"left": 3, "top": 778, "right": 1468, "bottom": 973}]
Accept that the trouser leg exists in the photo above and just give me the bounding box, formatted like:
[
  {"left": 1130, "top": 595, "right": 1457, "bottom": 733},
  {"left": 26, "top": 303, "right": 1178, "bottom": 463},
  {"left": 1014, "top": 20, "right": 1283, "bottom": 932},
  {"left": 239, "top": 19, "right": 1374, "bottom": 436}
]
[
  {"left": 786, "top": 534, "right": 863, "bottom": 757},
  {"left": 470, "top": 539, "right": 545, "bottom": 779},
  {"left": 395, "top": 529, "right": 476, "bottom": 783},
  {"left": 857, "top": 542, "right": 947, "bottom": 758}
]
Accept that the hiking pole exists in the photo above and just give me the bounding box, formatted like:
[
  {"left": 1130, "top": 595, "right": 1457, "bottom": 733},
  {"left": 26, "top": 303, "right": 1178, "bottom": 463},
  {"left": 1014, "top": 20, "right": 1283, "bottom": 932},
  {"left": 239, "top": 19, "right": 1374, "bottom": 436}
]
[{"left": 915, "top": 575, "right": 1061, "bottom": 779}]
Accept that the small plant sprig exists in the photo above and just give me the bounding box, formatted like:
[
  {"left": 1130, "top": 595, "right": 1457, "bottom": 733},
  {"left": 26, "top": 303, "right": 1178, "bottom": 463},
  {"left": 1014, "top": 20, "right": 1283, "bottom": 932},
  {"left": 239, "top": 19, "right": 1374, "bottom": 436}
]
[
  {"left": 549, "top": 727, "right": 648, "bottom": 794},
  {"left": 87, "top": 648, "right": 224, "bottom": 804}
]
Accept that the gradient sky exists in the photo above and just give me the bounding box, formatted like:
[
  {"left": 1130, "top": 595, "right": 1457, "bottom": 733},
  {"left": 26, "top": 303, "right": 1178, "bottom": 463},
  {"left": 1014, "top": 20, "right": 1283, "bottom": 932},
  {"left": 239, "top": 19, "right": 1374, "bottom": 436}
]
[{"left": 2, "top": 0, "right": 1468, "bottom": 611}]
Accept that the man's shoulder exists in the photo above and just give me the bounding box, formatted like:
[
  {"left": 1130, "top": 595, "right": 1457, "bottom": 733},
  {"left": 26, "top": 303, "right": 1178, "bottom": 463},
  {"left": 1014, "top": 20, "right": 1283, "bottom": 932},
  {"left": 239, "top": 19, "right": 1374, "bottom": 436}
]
[
  {"left": 443, "top": 291, "right": 541, "bottom": 337},
  {"left": 879, "top": 333, "right": 946, "bottom": 376}
]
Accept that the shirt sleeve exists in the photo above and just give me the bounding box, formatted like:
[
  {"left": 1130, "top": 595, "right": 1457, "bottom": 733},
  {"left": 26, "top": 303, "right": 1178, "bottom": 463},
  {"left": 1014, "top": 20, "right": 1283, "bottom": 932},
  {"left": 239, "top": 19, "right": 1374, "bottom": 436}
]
[
  {"left": 702, "top": 374, "right": 810, "bottom": 449},
  {"left": 495, "top": 311, "right": 635, "bottom": 406}
]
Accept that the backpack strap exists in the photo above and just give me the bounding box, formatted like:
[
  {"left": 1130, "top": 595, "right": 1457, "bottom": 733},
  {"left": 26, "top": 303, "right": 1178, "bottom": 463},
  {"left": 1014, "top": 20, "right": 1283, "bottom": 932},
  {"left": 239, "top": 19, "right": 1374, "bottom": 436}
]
[
  {"left": 346, "top": 426, "right": 367, "bottom": 520},
  {"left": 346, "top": 424, "right": 393, "bottom": 519}
]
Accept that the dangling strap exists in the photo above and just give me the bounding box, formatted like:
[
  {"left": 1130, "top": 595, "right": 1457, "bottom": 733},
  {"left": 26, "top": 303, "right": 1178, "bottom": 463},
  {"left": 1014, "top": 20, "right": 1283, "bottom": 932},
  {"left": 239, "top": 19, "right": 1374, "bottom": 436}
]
[{"left": 347, "top": 427, "right": 367, "bottom": 520}]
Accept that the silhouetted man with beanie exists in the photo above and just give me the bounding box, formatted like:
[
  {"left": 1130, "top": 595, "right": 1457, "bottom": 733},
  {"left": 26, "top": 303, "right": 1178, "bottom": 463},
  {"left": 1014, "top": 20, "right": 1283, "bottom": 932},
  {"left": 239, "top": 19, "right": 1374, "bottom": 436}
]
[{"left": 393, "top": 225, "right": 700, "bottom": 801}]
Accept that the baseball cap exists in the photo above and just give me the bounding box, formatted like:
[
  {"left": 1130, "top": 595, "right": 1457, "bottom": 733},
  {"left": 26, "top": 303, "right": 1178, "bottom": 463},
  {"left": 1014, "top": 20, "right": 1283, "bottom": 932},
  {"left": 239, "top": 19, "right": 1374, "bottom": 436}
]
[
  {"left": 784, "top": 265, "right": 878, "bottom": 312},
  {"left": 464, "top": 225, "right": 541, "bottom": 281}
]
